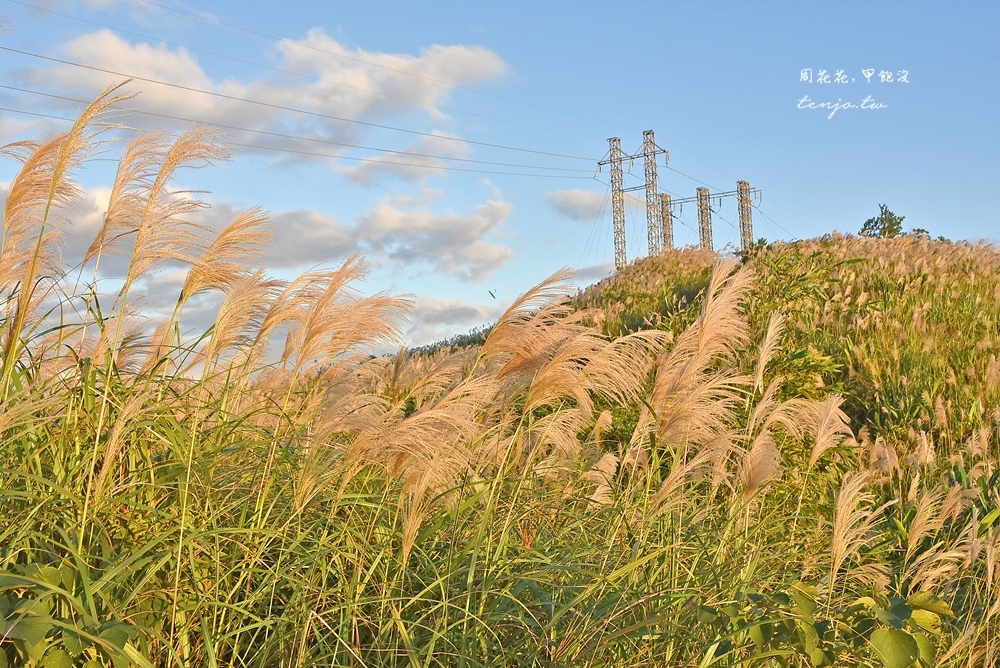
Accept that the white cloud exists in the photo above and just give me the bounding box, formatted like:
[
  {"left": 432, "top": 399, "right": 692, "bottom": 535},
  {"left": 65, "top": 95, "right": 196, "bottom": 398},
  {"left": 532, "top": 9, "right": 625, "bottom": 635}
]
[
  {"left": 345, "top": 131, "right": 472, "bottom": 186},
  {"left": 546, "top": 189, "right": 606, "bottom": 222},
  {"left": 2, "top": 168, "right": 511, "bottom": 281},
  {"left": 572, "top": 262, "right": 614, "bottom": 285},
  {"left": 267, "top": 209, "right": 358, "bottom": 267},
  {"left": 405, "top": 295, "right": 505, "bottom": 346},
  {"left": 357, "top": 197, "right": 514, "bottom": 280},
  {"left": 12, "top": 29, "right": 506, "bottom": 166},
  {"left": 273, "top": 30, "right": 506, "bottom": 121},
  {"left": 51, "top": 31, "right": 218, "bottom": 117}
]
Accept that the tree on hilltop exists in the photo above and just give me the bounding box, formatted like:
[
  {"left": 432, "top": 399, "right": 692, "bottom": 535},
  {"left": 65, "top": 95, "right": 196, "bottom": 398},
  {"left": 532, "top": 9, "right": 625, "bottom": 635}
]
[{"left": 859, "top": 204, "right": 905, "bottom": 238}]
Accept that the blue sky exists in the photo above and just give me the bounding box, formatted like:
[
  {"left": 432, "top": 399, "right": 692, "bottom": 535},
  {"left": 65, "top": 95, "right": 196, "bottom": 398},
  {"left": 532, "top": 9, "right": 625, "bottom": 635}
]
[{"left": 1, "top": 1, "right": 997, "bottom": 344}]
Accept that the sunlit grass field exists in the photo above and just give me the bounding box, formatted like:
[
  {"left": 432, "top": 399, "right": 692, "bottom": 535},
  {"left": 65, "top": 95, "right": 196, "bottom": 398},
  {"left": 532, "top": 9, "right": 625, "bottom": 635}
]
[{"left": 1, "top": 86, "right": 998, "bottom": 667}]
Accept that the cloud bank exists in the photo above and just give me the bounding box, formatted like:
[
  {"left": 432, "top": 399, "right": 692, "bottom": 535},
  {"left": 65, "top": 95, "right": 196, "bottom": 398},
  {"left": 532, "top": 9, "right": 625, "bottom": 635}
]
[{"left": 546, "top": 189, "right": 606, "bottom": 222}]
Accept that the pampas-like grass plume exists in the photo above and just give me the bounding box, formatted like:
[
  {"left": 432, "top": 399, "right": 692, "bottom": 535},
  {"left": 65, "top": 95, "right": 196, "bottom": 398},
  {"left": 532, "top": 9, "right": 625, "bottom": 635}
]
[
  {"left": 1, "top": 82, "right": 133, "bottom": 373},
  {"left": 830, "top": 471, "right": 895, "bottom": 595},
  {"left": 808, "top": 395, "right": 855, "bottom": 467},
  {"left": 646, "top": 259, "right": 753, "bottom": 452},
  {"left": 179, "top": 206, "right": 272, "bottom": 303},
  {"left": 741, "top": 431, "right": 782, "bottom": 501},
  {"left": 116, "top": 126, "right": 232, "bottom": 307},
  {"left": 754, "top": 311, "right": 785, "bottom": 392}
]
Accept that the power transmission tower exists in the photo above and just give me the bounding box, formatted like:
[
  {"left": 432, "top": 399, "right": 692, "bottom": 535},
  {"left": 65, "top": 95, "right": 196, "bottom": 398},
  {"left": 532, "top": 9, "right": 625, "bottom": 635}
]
[
  {"left": 660, "top": 193, "right": 673, "bottom": 250},
  {"left": 597, "top": 138, "right": 627, "bottom": 270},
  {"left": 642, "top": 130, "right": 663, "bottom": 256},
  {"left": 697, "top": 187, "right": 713, "bottom": 249},
  {"left": 598, "top": 131, "right": 669, "bottom": 270},
  {"left": 668, "top": 182, "right": 761, "bottom": 252},
  {"left": 737, "top": 180, "right": 753, "bottom": 252}
]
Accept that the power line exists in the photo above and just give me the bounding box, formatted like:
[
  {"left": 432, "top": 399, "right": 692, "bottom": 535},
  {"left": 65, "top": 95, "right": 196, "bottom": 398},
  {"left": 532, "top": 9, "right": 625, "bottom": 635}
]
[
  {"left": 755, "top": 206, "right": 800, "bottom": 241},
  {"left": 140, "top": 0, "right": 811, "bottom": 228},
  {"left": 126, "top": 0, "right": 818, "bottom": 237},
  {"left": 0, "top": 44, "right": 597, "bottom": 161},
  {"left": 226, "top": 141, "right": 593, "bottom": 177},
  {"left": 577, "top": 181, "right": 610, "bottom": 270},
  {"left": 762, "top": 198, "right": 820, "bottom": 237},
  {"left": 654, "top": 132, "right": 817, "bottom": 238},
  {"left": 7, "top": 0, "right": 602, "bottom": 143},
  {"left": 0, "top": 105, "right": 594, "bottom": 179},
  {"left": 665, "top": 165, "right": 721, "bottom": 190},
  {"left": 0, "top": 84, "right": 591, "bottom": 173},
  {"left": 134, "top": 0, "right": 639, "bottom": 131},
  {"left": 0, "top": 105, "right": 77, "bottom": 122}
]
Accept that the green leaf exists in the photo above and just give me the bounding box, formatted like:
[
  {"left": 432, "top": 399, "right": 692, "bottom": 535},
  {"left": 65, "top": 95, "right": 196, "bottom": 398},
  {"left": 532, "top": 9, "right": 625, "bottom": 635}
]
[
  {"left": 912, "top": 632, "right": 936, "bottom": 667},
  {"left": 4, "top": 614, "right": 52, "bottom": 647},
  {"left": 909, "top": 609, "right": 941, "bottom": 635},
  {"left": 875, "top": 599, "right": 911, "bottom": 629},
  {"left": 62, "top": 629, "right": 90, "bottom": 656},
  {"left": 789, "top": 586, "right": 818, "bottom": 618},
  {"left": 26, "top": 637, "right": 49, "bottom": 663},
  {"left": 697, "top": 605, "right": 719, "bottom": 623},
  {"left": 42, "top": 649, "right": 74, "bottom": 668},
  {"left": 906, "top": 591, "right": 954, "bottom": 618},
  {"left": 870, "top": 627, "right": 919, "bottom": 668},
  {"left": 795, "top": 618, "right": 825, "bottom": 666},
  {"left": 99, "top": 624, "right": 130, "bottom": 650},
  {"left": 37, "top": 567, "right": 61, "bottom": 588},
  {"left": 58, "top": 565, "right": 76, "bottom": 593},
  {"left": 853, "top": 596, "right": 877, "bottom": 609},
  {"left": 979, "top": 507, "right": 1000, "bottom": 535}
]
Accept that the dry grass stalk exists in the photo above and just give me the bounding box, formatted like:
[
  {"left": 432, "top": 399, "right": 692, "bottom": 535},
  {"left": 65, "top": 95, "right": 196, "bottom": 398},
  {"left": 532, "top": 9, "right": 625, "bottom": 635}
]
[
  {"left": 941, "top": 483, "right": 977, "bottom": 525},
  {"left": 869, "top": 435, "right": 899, "bottom": 473},
  {"left": 905, "top": 486, "right": 945, "bottom": 564},
  {"left": 83, "top": 132, "right": 173, "bottom": 267},
  {"left": 830, "top": 471, "right": 895, "bottom": 594},
  {"left": 754, "top": 311, "right": 785, "bottom": 392},
  {"left": 93, "top": 388, "right": 155, "bottom": 501},
  {"left": 116, "top": 126, "right": 232, "bottom": 308},
  {"left": 649, "top": 439, "right": 735, "bottom": 516},
  {"left": 741, "top": 431, "right": 782, "bottom": 501},
  {"left": 808, "top": 396, "right": 855, "bottom": 466},
  {"left": 352, "top": 374, "right": 494, "bottom": 503},
  {"left": 646, "top": 260, "right": 753, "bottom": 451},
  {"left": 523, "top": 407, "right": 592, "bottom": 468},
  {"left": 279, "top": 257, "right": 410, "bottom": 381},
  {"left": 2, "top": 83, "right": 133, "bottom": 366},
  {"left": 581, "top": 451, "right": 619, "bottom": 508},
  {"left": 477, "top": 267, "right": 576, "bottom": 368},
  {"left": 592, "top": 410, "right": 613, "bottom": 444},
  {"left": 201, "top": 269, "right": 285, "bottom": 375}
]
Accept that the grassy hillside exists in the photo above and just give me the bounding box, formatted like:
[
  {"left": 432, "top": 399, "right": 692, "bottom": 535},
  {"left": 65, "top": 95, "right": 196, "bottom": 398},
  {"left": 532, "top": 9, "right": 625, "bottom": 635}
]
[
  {"left": 575, "top": 234, "right": 1000, "bottom": 450},
  {"left": 1, "top": 88, "right": 997, "bottom": 667}
]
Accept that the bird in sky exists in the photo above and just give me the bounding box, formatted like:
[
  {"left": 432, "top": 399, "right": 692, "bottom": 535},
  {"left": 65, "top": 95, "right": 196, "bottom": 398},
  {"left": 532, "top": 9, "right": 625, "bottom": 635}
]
[{"left": 489, "top": 290, "right": 496, "bottom": 299}]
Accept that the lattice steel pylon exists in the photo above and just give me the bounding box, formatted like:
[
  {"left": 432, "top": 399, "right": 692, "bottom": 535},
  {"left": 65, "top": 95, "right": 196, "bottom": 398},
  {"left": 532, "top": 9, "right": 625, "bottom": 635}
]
[
  {"left": 642, "top": 130, "right": 662, "bottom": 256},
  {"left": 660, "top": 193, "right": 673, "bottom": 251},
  {"left": 606, "top": 137, "right": 626, "bottom": 270},
  {"left": 737, "top": 180, "right": 753, "bottom": 252},
  {"left": 697, "top": 187, "right": 713, "bottom": 250}
]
